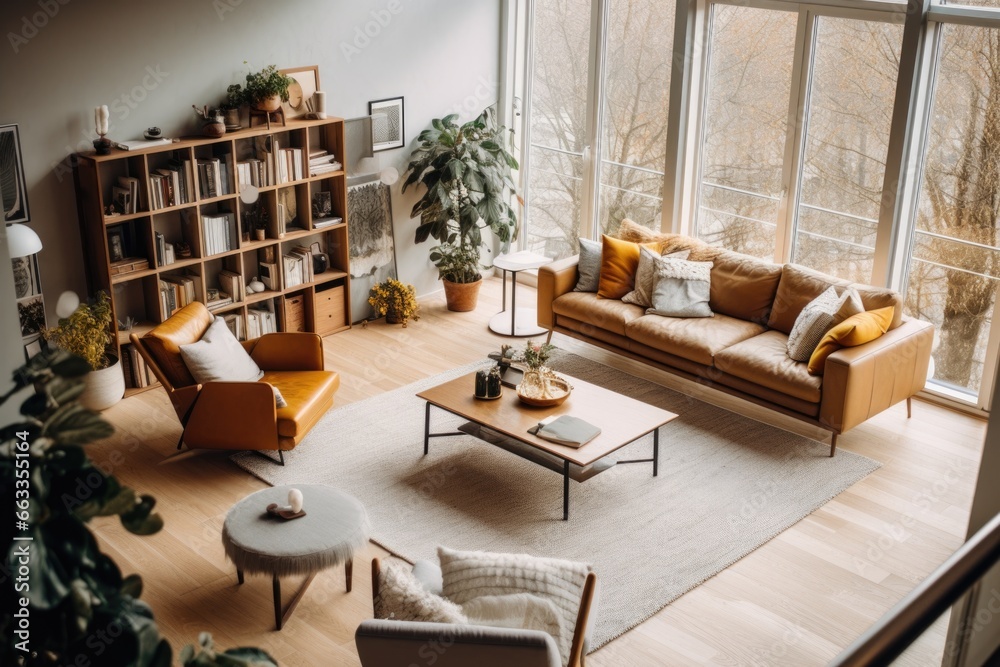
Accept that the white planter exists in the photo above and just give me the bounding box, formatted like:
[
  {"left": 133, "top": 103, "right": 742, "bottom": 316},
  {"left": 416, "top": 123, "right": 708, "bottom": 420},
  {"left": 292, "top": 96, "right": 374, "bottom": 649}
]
[{"left": 79, "top": 354, "right": 125, "bottom": 411}]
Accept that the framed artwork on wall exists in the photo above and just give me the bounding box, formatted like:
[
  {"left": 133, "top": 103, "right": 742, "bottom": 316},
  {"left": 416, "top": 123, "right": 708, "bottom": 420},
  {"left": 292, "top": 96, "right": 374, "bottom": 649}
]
[
  {"left": 368, "top": 97, "right": 405, "bottom": 152},
  {"left": 11, "top": 254, "right": 40, "bottom": 299},
  {"left": 0, "top": 124, "right": 30, "bottom": 224},
  {"left": 279, "top": 66, "right": 321, "bottom": 120},
  {"left": 17, "top": 294, "right": 45, "bottom": 337}
]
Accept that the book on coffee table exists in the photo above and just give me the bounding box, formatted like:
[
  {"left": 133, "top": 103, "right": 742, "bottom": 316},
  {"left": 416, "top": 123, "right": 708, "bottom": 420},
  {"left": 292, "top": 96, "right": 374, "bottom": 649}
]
[{"left": 529, "top": 415, "right": 601, "bottom": 448}]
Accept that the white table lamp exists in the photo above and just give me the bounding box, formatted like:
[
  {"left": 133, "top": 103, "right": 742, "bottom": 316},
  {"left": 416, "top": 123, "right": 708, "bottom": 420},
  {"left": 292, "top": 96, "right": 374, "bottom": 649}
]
[{"left": 6, "top": 223, "right": 42, "bottom": 258}]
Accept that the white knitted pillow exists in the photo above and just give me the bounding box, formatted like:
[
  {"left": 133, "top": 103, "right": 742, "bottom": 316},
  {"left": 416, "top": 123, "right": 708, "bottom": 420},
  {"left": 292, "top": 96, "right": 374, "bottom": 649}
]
[
  {"left": 438, "top": 547, "right": 590, "bottom": 664},
  {"left": 622, "top": 248, "right": 690, "bottom": 308},
  {"left": 374, "top": 559, "right": 468, "bottom": 624},
  {"left": 786, "top": 286, "right": 864, "bottom": 362}
]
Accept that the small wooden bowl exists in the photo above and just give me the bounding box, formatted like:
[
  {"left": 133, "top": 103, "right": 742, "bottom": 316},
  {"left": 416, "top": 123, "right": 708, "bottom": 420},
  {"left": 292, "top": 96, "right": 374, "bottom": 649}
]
[{"left": 516, "top": 377, "right": 571, "bottom": 407}]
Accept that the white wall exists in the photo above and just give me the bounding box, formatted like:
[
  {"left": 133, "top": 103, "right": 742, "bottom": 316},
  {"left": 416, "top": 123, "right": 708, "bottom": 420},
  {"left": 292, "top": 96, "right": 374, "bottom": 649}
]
[{"left": 0, "top": 0, "right": 502, "bottom": 317}]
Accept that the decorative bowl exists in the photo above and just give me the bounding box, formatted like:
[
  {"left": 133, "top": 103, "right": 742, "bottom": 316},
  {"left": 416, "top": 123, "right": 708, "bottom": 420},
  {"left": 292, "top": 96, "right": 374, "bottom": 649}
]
[{"left": 516, "top": 376, "right": 571, "bottom": 407}]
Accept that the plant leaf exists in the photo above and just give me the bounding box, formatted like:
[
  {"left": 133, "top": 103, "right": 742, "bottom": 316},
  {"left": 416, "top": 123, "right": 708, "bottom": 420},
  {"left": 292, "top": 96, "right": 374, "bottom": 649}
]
[{"left": 42, "top": 402, "right": 114, "bottom": 445}]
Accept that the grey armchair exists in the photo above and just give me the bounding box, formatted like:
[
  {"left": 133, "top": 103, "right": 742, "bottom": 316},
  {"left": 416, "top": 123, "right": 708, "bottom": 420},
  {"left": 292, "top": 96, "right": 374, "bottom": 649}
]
[{"left": 355, "top": 557, "right": 597, "bottom": 667}]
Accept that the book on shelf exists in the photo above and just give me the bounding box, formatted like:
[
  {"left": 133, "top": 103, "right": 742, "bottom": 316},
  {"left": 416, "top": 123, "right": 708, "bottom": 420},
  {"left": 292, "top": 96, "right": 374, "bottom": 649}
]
[
  {"left": 197, "top": 158, "right": 223, "bottom": 199},
  {"left": 308, "top": 150, "right": 342, "bottom": 176},
  {"left": 164, "top": 243, "right": 175, "bottom": 265},
  {"left": 222, "top": 312, "right": 244, "bottom": 340},
  {"left": 207, "top": 292, "right": 234, "bottom": 311},
  {"left": 110, "top": 138, "right": 171, "bottom": 151},
  {"left": 121, "top": 345, "right": 160, "bottom": 390},
  {"left": 282, "top": 253, "right": 304, "bottom": 289},
  {"left": 217, "top": 269, "right": 245, "bottom": 303},
  {"left": 116, "top": 176, "right": 139, "bottom": 214},
  {"left": 246, "top": 306, "right": 277, "bottom": 339},
  {"left": 201, "top": 212, "right": 236, "bottom": 256},
  {"left": 155, "top": 232, "right": 166, "bottom": 267},
  {"left": 527, "top": 415, "right": 601, "bottom": 448},
  {"left": 159, "top": 272, "right": 202, "bottom": 317},
  {"left": 289, "top": 246, "right": 315, "bottom": 282},
  {"left": 259, "top": 261, "right": 278, "bottom": 290},
  {"left": 313, "top": 215, "right": 342, "bottom": 230}
]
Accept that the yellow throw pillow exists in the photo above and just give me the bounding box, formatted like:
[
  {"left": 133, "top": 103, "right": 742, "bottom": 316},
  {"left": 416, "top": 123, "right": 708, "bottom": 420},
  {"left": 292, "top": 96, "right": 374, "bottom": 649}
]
[
  {"left": 807, "top": 306, "right": 894, "bottom": 375},
  {"left": 598, "top": 235, "right": 654, "bottom": 299}
]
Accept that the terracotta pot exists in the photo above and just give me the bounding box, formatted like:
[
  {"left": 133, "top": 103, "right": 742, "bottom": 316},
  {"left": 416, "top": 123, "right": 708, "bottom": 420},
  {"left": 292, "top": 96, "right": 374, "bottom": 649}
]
[
  {"left": 255, "top": 95, "right": 282, "bottom": 112},
  {"left": 254, "top": 228, "right": 266, "bottom": 241},
  {"left": 79, "top": 354, "right": 125, "bottom": 411},
  {"left": 442, "top": 278, "right": 482, "bottom": 312},
  {"left": 223, "top": 108, "right": 241, "bottom": 129},
  {"left": 203, "top": 120, "right": 226, "bottom": 138}
]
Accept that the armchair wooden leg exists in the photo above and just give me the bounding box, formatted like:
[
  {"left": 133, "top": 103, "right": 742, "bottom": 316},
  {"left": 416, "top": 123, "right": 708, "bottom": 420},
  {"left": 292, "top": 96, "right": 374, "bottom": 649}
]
[
  {"left": 907, "top": 396, "right": 912, "bottom": 419},
  {"left": 830, "top": 433, "right": 838, "bottom": 458},
  {"left": 546, "top": 328, "right": 554, "bottom": 345}
]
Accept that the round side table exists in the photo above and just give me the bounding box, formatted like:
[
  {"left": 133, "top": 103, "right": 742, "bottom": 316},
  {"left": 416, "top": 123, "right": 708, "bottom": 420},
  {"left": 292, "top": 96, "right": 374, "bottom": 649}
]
[
  {"left": 222, "top": 484, "right": 370, "bottom": 630},
  {"left": 489, "top": 250, "right": 552, "bottom": 337}
]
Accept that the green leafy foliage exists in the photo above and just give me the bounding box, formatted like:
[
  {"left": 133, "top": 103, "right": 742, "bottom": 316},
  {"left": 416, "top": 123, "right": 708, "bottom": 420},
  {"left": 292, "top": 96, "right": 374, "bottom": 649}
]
[
  {"left": 402, "top": 106, "right": 520, "bottom": 283},
  {"left": 42, "top": 291, "right": 113, "bottom": 371},
  {"left": 0, "top": 349, "right": 171, "bottom": 666},
  {"left": 242, "top": 63, "right": 293, "bottom": 104}
]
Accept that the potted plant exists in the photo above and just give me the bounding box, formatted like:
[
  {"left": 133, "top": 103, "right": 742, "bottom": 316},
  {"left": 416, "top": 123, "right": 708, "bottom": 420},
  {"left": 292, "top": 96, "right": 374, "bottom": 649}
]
[
  {"left": 42, "top": 291, "right": 125, "bottom": 411},
  {"left": 221, "top": 83, "right": 245, "bottom": 129},
  {"left": 368, "top": 277, "right": 420, "bottom": 326},
  {"left": 242, "top": 63, "right": 293, "bottom": 112},
  {"left": 402, "top": 106, "right": 520, "bottom": 312}
]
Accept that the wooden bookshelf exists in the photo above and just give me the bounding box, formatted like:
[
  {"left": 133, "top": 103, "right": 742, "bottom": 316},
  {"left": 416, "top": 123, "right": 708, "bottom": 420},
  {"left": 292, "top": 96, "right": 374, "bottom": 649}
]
[{"left": 73, "top": 117, "right": 352, "bottom": 397}]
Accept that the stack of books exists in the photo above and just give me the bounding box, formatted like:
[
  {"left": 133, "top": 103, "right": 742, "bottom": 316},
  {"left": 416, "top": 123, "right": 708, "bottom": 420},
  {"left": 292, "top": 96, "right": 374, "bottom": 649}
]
[
  {"left": 154, "top": 232, "right": 176, "bottom": 267},
  {"left": 276, "top": 146, "right": 304, "bottom": 184},
  {"left": 237, "top": 159, "right": 267, "bottom": 188},
  {"left": 313, "top": 215, "right": 343, "bottom": 230},
  {"left": 201, "top": 212, "right": 236, "bottom": 256},
  {"left": 113, "top": 176, "right": 140, "bottom": 215},
  {"left": 246, "top": 307, "right": 277, "bottom": 339},
  {"left": 309, "top": 150, "right": 342, "bottom": 176},
  {"left": 222, "top": 313, "right": 244, "bottom": 340},
  {"left": 159, "top": 273, "right": 202, "bottom": 317},
  {"left": 206, "top": 287, "right": 234, "bottom": 311},
  {"left": 196, "top": 155, "right": 234, "bottom": 199},
  {"left": 149, "top": 159, "right": 196, "bottom": 210},
  {"left": 284, "top": 246, "right": 316, "bottom": 288},
  {"left": 121, "top": 346, "right": 160, "bottom": 390},
  {"left": 528, "top": 415, "right": 601, "bottom": 448},
  {"left": 217, "top": 269, "right": 245, "bottom": 303}
]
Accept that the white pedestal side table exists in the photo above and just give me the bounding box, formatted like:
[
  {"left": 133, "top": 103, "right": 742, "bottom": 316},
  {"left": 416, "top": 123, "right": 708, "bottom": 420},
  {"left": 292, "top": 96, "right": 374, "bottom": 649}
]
[
  {"left": 222, "top": 484, "right": 369, "bottom": 630},
  {"left": 489, "top": 250, "right": 552, "bottom": 337}
]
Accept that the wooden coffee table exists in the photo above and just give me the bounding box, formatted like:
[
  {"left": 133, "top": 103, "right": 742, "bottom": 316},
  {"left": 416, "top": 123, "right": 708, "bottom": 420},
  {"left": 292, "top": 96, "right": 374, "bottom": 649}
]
[{"left": 417, "top": 371, "right": 678, "bottom": 519}]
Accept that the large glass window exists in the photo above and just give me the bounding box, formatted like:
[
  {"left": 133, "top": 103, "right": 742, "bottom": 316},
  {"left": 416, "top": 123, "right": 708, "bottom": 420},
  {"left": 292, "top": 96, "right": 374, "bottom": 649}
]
[
  {"left": 695, "top": 5, "right": 797, "bottom": 260},
  {"left": 906, "top": 23, "right": 1000, "bottom": 398},
  {"left": 791, "top": 18, "right": 903, "bottom": 284},
  {"left": 523, "top": 0, "right": 677, "bottom": 259}
]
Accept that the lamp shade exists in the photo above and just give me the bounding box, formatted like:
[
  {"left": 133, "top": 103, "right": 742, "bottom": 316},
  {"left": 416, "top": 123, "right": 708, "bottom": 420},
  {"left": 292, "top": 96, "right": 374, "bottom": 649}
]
[{"left": 6, "top": 223, "right": 42, "bottom": 258}]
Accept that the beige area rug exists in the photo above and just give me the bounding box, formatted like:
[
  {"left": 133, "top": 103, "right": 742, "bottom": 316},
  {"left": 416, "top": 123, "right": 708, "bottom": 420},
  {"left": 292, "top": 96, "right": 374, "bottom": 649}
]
[{"left": 232, "top": 351, "right": 880, "bottom": 649}]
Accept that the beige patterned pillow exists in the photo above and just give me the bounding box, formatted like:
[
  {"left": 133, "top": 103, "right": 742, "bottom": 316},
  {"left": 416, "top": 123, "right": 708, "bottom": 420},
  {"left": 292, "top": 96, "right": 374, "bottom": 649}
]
[
  {"left": 622, "top": 248, "right": 690, "bottom": 308},
  {"left": 374, "top": 559, "right": 468, "bottom": 624},
  {"left": 786, "top": 286, "right": 864, "bottom": 362}
]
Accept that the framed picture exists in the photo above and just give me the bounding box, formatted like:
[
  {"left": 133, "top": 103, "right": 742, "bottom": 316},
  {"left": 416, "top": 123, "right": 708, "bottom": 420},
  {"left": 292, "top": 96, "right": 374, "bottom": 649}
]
[
  {"left": 17, "top": 295, "right": 45, "bottom": 337},
  {"left": 0, "top": 124, "right": 30, "bottom": 224},
  {"left": 279, "top": 66, "right": 321, "bottom": 120},
  {"left": 312, "top": 190, "right": 332, "bottom": 220},
  {"left": 368, "top": 97, "right": 405, "bottom": 152},
  {"left": 24, "top": 337, "right": 42, "bottom": 360},
  {"left": 11, "top": 254, "right": 41, "bottom": 299},
  {"left": 108, "top": 227, "right": 125, "bottom": 262}
]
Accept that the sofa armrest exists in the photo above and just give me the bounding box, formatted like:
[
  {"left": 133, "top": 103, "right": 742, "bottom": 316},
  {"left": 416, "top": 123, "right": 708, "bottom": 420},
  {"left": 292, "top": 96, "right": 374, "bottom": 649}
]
[
  {"left": 537, "top": 255, "right": 580, "bottom": 330},
  {"left": 819, "top": 318, "right": 934, "bottom": 434},
  {"left": 355, "top": 620, "right": 561, "bottom": 667},
  {"left": 182, "top": 381, "right": 279, "bottom": 451},
  {"left": 247, "top": 332, "right": 325, "bottom": 371}
]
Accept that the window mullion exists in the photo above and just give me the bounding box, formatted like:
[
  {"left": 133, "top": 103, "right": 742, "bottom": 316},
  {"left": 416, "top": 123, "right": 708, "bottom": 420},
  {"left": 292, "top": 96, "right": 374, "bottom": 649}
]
[
  {"left": 775, "top": 9, "right": 814, "bottom": 265},
  {"left": 579, "top": 0, "right": 608, "bottom": 241}
]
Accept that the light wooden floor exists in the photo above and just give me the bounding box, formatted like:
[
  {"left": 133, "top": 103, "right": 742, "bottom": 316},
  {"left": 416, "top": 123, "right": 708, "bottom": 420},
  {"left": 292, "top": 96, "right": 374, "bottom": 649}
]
[{"left": 90, "top": 276, "right": 986, "bottom": 666}]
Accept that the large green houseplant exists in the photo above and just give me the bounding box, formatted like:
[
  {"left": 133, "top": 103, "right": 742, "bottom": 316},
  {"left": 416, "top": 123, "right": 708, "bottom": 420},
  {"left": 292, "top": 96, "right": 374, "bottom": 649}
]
[
  {"left": 0, "top": 350, "right": 279, "bottom": 666},
  {"left": 402, "top": 106, "right": 520, "bottom": 311},
  {"left": 42, "top": 291, "right": 124, "bottom": 411}
]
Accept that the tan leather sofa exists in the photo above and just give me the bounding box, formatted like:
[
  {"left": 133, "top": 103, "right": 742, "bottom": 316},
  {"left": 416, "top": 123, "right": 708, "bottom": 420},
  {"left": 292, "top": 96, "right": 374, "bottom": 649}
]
[
  {"left": 131, "top": 301, "right": 339, "bottom": 464},
  {"left": 537, "top": 228, "right": 934, "bottom": 455}
]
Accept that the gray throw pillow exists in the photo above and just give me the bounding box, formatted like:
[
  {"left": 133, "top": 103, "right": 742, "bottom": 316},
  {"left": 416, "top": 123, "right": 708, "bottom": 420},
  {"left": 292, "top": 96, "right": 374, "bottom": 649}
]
[
  {"left": 786, "top": 286, "right": 864, "bottom": 362},
  {"left": 623, "top": 248, "right": 690, "bottom": 308},
  {"left": 573, "top": 237, "right": 602, "bottom": 292},
  {"left": 646, "top": 258, "right": 713, "bottom": 318}
]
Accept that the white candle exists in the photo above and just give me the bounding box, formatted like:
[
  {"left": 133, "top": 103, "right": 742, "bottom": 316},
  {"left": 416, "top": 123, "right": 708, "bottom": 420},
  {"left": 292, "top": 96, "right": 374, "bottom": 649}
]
[
  {"left": 288, "top": 488, "right": 303, "bottom": 513},
  {"left": 314, "top": 91, "right": 326, "bottom": 119}
]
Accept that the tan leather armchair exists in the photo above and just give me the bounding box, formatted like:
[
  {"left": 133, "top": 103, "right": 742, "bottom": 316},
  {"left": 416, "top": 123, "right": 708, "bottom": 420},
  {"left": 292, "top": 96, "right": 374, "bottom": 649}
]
[{"left": 130, "top": 302, "right": 339, "bottom": 464}]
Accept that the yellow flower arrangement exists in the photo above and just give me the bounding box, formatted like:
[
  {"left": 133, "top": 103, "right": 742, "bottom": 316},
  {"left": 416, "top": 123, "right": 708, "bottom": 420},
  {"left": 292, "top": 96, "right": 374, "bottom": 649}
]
[
  {"left": 368, "top": 278, "right": 420, "bottom": 327},
  {"left": 43, "top": 291, "right": 114, "bottom": 370}
]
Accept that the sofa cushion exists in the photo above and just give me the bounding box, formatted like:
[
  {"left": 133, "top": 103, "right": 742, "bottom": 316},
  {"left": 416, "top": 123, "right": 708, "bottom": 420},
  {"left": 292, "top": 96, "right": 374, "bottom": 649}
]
[
  {"left": 622, "top": 248, "right": 689, "bottom": 308},
  {"left": 180, "top": 317, "right": 265, "bottom": 384},
  {"left": 598, "top": 236, "right": 656, "bottom": 299},
  {"left": 708, "top": 250, "right": 783, "bottom": 324},
  {"left": 786, "top": 287, "right": 863, "bottom": 362},
  {"left": 261, "top": 370, "right": 340, "bottom": 438},
  {"left": 573, "top": 237, "right": 602, "bottom": 293},
  {"left": 808, "top": 306, "right": 895, "bottom": 375},
  {"left": 375, "top": 559, "right": 468, "bottom": 624},
  {"left": 767, "top": 264, "right": 851, "bottom": 334},
  {"left": 553, "top": 292, "right": 646, "bottom": 337},
  {"left": 714, "top": 330, "right": 823, "bottom": 403},
  {"left": 616, "top": 218, "right": 709, "bottom": 255},
  {"left": 626, "top": 313, "right": 765, "bottom": 366},
  {"left": 850, "top": 284, "right": 904, "bottom": 331},
  {"left": 646, "top": 258, "right": 714, "bottom": 318}
]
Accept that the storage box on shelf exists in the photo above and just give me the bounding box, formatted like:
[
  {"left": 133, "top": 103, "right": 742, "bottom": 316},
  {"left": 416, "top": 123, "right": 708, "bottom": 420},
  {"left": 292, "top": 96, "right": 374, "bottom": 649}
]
[{"left": 73, "top": 117, "right": 352, "bottom": 397}]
